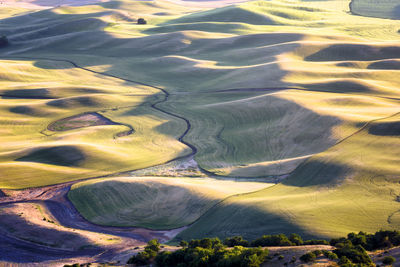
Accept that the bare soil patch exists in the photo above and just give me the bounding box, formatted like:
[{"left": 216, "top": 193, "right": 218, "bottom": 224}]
[
  {"left": 48, "top": 112, "right": 117, "bottom": 132},
  {"left": 0, "top": 181, "right": 185, "bottom": 264}
]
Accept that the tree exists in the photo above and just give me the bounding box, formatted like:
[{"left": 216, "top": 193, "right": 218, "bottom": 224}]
[
  {"left": 127, "top": 239, "right": 160, "bottom": 265},
  {"left": 224, "top": 236, "right": 249, "bottom": 247},
  {"left": 300, "top": 252, "right": 316, "bottom": 263},
  {"left": 137, "top": 18, "right": 147, "bottom": 25},
  {"left": 180, "top": 240, "right": 188, "bottom": 248},
  {"left": 251, "top": 234, "right": 293, "bottom": 247},
  {"left": 338, "top": 256, "right": 352, "bottom": 265},
  {"left": 147, "top": 239, "right": 161, "bottom": 253},
  {"left": 289, "top": 233, "right": 303, "bottom": 245},
  {"left": 334, "top": 244, "right": 372, "bottom": 265}
]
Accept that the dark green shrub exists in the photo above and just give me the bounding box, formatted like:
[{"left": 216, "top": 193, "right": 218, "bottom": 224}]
[
  {"left": 331, "top": 230, "right": 400, "bottom": 251},
  {"left": 251, "top": 234, "right": 293, "bottom": 247},
  {"left": 300, "top": 252, "right": 316, "bottom": 263},
  {"left": 154, "top": 245, "right": 268, "bottom": 267},
  {"left": 289, "top": 233, "right": 303, "bottom": 245},
  {"left": 188, "top": 237, "right": 222, "bottom": 249},
  {"left": 334, "top": 244, "right": 372, "bottom": 265},
  {"left": 382, "top": 256, "right": 396, "bottom": 265},
  {"left": 224, "top": 236, "right": 249, "bottom": 247},
  {"left": 127, "top": 239, "right": 160, "bottom": 265},
  {"left": 278, "top": 255, "right": 284, "bottom": 260},
  {"left": 323, "top": 250, "right": 338, "bottom": 260},
  {"left": 179, "top": 240, "right": 188, "bottom": 248},
  {"left": 312, "top": 250, "right": 322, "bottom": 256},
  {"left": 303, "top": 239, "right": 329, "bottom": 245},
  {"left": 338, "top": 256, "right": 352, "bottom": 264}
]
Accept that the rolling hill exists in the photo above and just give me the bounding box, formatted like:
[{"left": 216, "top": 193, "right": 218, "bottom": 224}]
[{"left": 0, "top": 0, "right": 399, "bottom": 249}]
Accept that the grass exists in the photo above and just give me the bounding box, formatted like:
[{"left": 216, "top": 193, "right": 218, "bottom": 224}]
[
  {"left": 0, "top": 0, "right": 399, "bottom": 241},
  {"left": 175, "top": 113, "right": 400, "bottom": 241},
  {"left": 68, "top": 176, "right": 272, "bottom": 229},
  {"left": 0, "top": 59, "right": 188, "bottom": 189}
]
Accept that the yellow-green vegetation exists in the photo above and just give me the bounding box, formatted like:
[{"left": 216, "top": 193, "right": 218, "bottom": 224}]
[
  {"left": 0, "top": 59, "right": 188, "bottom": 189},
  {"left": 0, "top": 0, "right": 399, "bottom": 240},
  {"left": 350, "top": 0, "right": 400, "bottom": 20},
  {"left": 176, "top": 113, "right": 400, "bottom": 240},
  {"left": 69, "top": 177, "right": 272, "bottom": 229}
]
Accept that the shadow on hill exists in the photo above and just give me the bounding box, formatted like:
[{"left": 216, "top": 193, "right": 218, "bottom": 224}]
[
  {"left": 302, "top": 80, "right": 374, "bottom": 94},
  {"left": 0, "top": 207, "right": 101, "bottom": 263},
  {"left": 367, "top": 59, "right": 400, "bottom": 70},
  {"left": 174, "top": 199, "right": 325, "bottom": 242},
  {"left": 16, "top": 145, "right": 86, "bottom": 167},
  {"left": 369, "top": 121, "right": 400, "bottom": 136},
  {"left": 1, "top": 89, "right": 53, "bottom": 99},
  {"left": 394, "top": 5, "right": 400, "bottom": 19},
  {"left": 282, "top": 160, "right": 348, "bottom": 187},
  {"left": 305, "top": 44, "right": 400, "bottom": 62}
]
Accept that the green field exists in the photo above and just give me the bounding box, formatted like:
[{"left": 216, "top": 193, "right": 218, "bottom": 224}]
[
  {"left": 0, "top": 0, "right": 399, "bottom": 241},
  {"left": 69, "top": 177, "right": 272, "bottom": 229},
  {"left": 176, "top": 113, "right": 400, "bottom": 240}
]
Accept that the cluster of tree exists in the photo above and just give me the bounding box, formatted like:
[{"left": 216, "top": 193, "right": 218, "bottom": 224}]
[
  {"left": 298, "top": 230, "right": 400, "bottom": 266},
  {"left": 223, "top": 233, "right": 328, "bottom": 247},
  {"left": 330, "top": 230, "right": 400, "bottom": 251},
  {"left": 0, "top": 36, "right": 9, "bottom": 47},
  {"left": 128, "top": 230, "right": 400, "bottom": 266},
  {"left": 127, "top": 239, "right": 161, "bottom": 265},
  {"left": 128, "top": 237, "right": 268, "bottom": 267}
]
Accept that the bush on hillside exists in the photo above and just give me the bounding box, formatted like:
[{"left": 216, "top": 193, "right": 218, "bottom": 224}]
[
  {"left": 251, "top": 234, "right": 294, "bottom": 247},
  {"left": 127, "top": 239, "right": 160, "bottom": 265},
  {"left": 188, "top": 237, "right": 222, "bottom": 249},
  {"left": 300, "top": 252, "right": 316, "bottom": 263},
  {"left": 304, "top": 239, "right": 330, "bottom": 245},
  {"left": 289, "top": 233, "right": 303, "bottom": 245},
  {"left": 179, "top": 240, "right": 188, "bottom": 248},
  {"left": 338, "top": 256, "right": 352, "bottom": 265},
  {"left": 333, "top": 244, "right": 372, "bottom": 265},
  {"left": 224, "top": 236, "right": 250, "bottom": 247},
  {"left": 331, "top": 230, "right": 400, "bottom": 251},
  {"left": 155, "top": 243, "right": 269, "bottom": 267},
  {"left": 323, "top": 250, "right": 338, "bottom": 260}
]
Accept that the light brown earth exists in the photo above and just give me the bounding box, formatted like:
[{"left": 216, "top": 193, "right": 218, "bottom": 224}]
[{"left": 0, "top": 181, "right": 185, "bottom": 265}]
